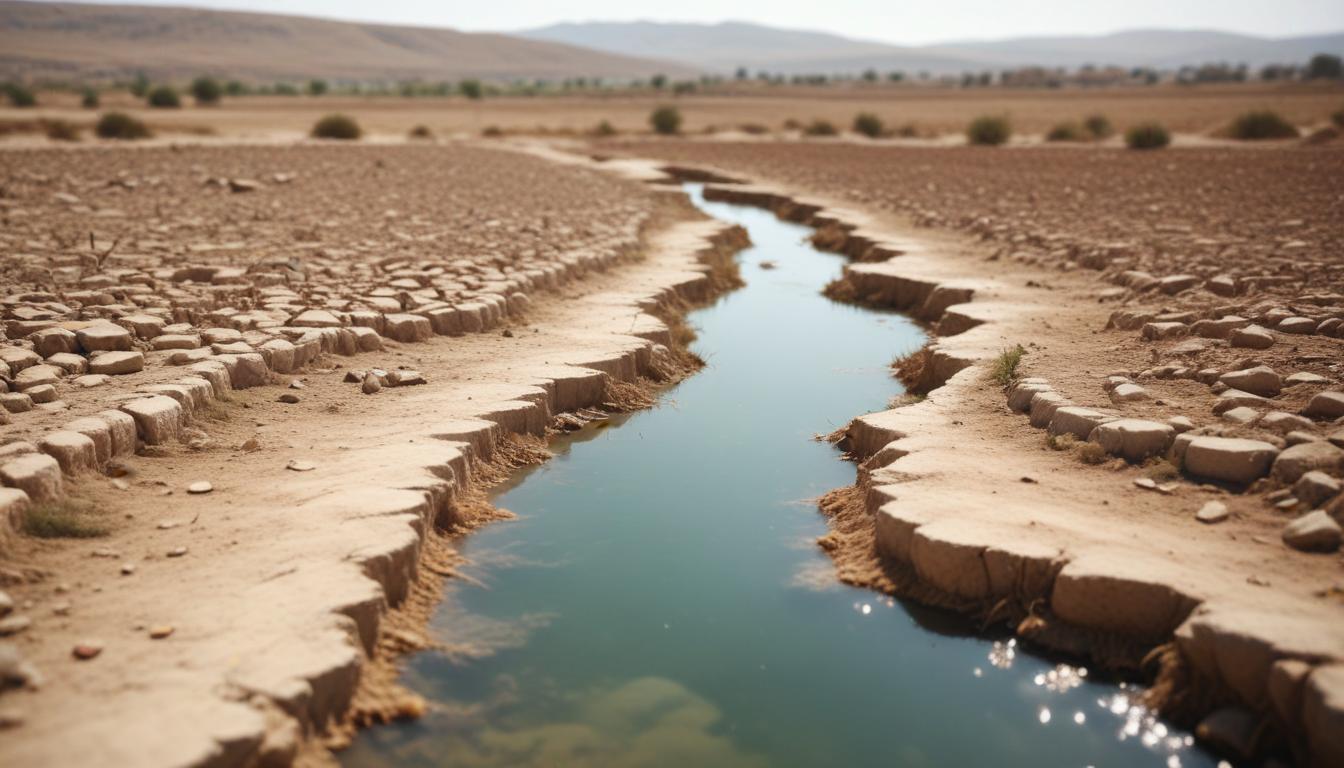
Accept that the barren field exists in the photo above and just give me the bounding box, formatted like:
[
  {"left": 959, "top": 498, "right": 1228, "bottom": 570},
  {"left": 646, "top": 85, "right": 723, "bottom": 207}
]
[
  {"left": 0, "top": 92, "right": 1343, "bottom": 767},
  {"left": 4, "top": 81, "right": 1343, "bottom": 142}
]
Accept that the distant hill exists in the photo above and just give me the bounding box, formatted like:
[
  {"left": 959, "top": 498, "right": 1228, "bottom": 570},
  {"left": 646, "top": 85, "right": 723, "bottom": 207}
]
[
  {"left": 0, "top": 1, "right": 693, "bottom": 83},
  {"left": 522, "top": 20, "right": 1344, "bottom": 75}
]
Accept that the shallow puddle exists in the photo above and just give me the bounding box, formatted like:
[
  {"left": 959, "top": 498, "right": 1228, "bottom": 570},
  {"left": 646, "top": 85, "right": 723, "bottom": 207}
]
[{"left": 344, "top": 184, "right": 1217, "bottom": 767}]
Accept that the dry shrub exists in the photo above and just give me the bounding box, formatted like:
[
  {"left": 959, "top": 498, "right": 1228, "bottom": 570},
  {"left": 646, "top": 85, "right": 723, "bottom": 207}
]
[{"left": 1076, "top": 442, "right": 1109, "bottom": 465}]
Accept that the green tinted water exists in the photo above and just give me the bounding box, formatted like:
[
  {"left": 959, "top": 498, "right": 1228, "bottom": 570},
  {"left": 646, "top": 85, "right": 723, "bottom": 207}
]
[{"left": 344, "top": 184, "right": 1216, "bottom": 768}]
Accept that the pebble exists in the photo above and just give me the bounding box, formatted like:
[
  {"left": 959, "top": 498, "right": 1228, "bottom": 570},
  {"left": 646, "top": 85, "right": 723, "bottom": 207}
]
[
  {"left": 71, "top": 642, "right": 103, "bottom": 660},
  {"left": 120, "top": 563, "right": 136, "bottom": 575},
  {"left": 0, "top": 590, "right": 10, "bottom": 617},
  {"left": 1196, "top": 501, "right": 1229, "bottom": 524},
  {"left": 1282, "top": 510, "right": 1342, "bottom": 553},
  {"left": 239, "top": 437, "right": 261, "bottom": 452},
  {"left": 167, "top": 546, "right": 188, "bottom": 558},
  {"left": 286, "top": 459, "right": 316, "bottom": 472},
  {"left": 149, "top": 625, "right": 174, "bottom": 639},
  {"left": 187, "top": 481, "right": 212, "bottom": 494},
  {"left": 278, "top": 393, "right": 300, "bottom": 404},
  {"left": 0, "top": 615, "right": 31, "bottom": 637},
  {"left": 361, "top": 373, "right": 381, "bottom": 395}
]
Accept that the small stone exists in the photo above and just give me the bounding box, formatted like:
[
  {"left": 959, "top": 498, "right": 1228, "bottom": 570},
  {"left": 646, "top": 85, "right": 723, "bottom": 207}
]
[
  {"left": 361, "top": 373, "right": 381, "bottom": 395},
  {"left": 1230, "top": 324, "right": 1275, "bottom": 350},
  {"left": 1282, "top": 510, "right": 1342, "bottom": 553},
  {"left": 0, "top": 615, "right": 31, "bottom": 637},
  {"left": 52, "top": 602, "right": 71, "bottom": 616},
  {"left": 149, "top": 625, "right": 174, "bottom": 639},
  {"left": 343, "top": 370, "right": 363, "bottom": 383},
  {"left": 0, "top": 591, "right": 11, "bottom": 617},
  {"left": 71, "top": 642, "right": 103, "bottom": 660},
  {"left": 1133, "top": 478, "right": 1157, "bottom": 490},
  {"left": 1196, "top": 501, "right": 1229, "bottom": 524},
  {"left": 167, "top": 547, "right": 187, "bottom": 558},
  {"left": 239, "top": 437, "right": 260, "bottom": 452},
  {"left": 1294, "top": 471, "right": 1341, "bottom": 508},
  {"left": 288, "top": 380, "right": 305, "bottom": 390},
  {"left": 111, "top": 479, "right": 129, "bottom": 491},
  {"left": 277, "top": 393, "right": 300, "bottom": 404},
  {"left": 120, "top": 563, "right": 136, "bottom": 575},
  {"left": 286, "top": 459, "right": 316, "bottom": 472},
  {"left": 387, "top": 370, "right": 425, "bottom": 387},
  {"left": 187, "top": 481, "right": 212, "bottom": 494},
  {"left": 228, "top": 178, "right": 260, "bottom": 193}
]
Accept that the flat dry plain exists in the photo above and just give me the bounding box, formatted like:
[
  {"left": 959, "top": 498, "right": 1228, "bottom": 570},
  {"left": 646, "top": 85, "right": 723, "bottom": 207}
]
[
  {"left": 4, "top": 81, "right": 1343, "bottom": 140},
  {"left": 0, "top": 82, "right": 1343, "bottom": 767}
]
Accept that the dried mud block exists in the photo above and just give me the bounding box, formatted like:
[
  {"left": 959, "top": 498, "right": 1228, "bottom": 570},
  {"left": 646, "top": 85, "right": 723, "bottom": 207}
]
[
  {"left": 1090, "top": 419, "right": 1175, "bottom": 463},
  {"left": 1048, "top": 406, "right": 1117, "bottom": 441},
  {"left": 95, "top": 410, "right": 138, "bottom": 456},
  {"left": 1179, "top": 436, "right": 1279, "bottom": 485},
  {"left": 1303, "top": 665, "right": 1344, "bottom": 766},
  {"left": 88, "top": 351, "right": 144, "bottom": 375},
  {"left": 216, "top": 353, "right": 269, "bottom": 389},
  {"left": 75, "top": 322, "right": 133, "bottom": 353},
  {"left": 1051, "top": 553, "right": 1199, "bottom": 642},
  {"left": 63, "top": 417, "right": 114, "bottom": 465},
  {"left": 350, "top": 327, "right": 382, "bottom": 352},
  {"left": 186, "top": 361, "right": 231, "bottom": 397},
  {"left": 37, "top": 430, "right": 98, "bottom": 475},
  {"left": 1272, "top": 442, "right": 1344, "bottom": 484},
  {"left": 382, "top": 314, "right": 432, "bottom": 343},
  {"left": 0, "top": 453, "right": 63, "bottom": 503},
  {"left": 119, "top": 395, "right": 184, "bottom": 445},
  {"left": 0, "top": 487, "right": 30, "bottom": 541}
]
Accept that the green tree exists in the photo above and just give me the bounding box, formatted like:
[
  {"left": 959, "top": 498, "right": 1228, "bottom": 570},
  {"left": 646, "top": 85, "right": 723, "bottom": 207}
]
[
  {"left": 1307, "top": 53, "right": 1343, "bottom": 80},
  {"left": 147, "top": 85, "right": 181, "bottom": 108},
  {"left": 308, "top": 79, "right": 329, "bottom": 96},
  {"left": 190, "top": 76, "right": 223, "bottom": 105},
  {"left": 459, "top": 79, "right": 483, "bottom": 99}
]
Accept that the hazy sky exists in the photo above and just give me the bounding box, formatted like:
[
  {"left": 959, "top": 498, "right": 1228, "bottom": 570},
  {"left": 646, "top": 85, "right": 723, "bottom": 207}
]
[{"left": 52, "top": 0, "right": 1344, "bottom": 43}]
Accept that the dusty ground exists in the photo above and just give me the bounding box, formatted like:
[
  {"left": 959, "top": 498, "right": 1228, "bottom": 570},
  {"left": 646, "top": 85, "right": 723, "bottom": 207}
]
[
  {"left": 607, "top": 139, "right": 1344, "bottom": 764},
  {"left": 4, "top": 80, "right": 1343, "bottom": 143},
  {"left": 0, "top": 141, "right": 746, "bottom": 765}
]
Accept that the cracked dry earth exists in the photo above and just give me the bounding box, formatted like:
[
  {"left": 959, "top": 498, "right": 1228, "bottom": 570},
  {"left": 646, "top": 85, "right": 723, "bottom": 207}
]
[
  {"left": 613, "top": 140, "right": 1344, "bottom": 765},
  {"left": 0, "top": 142, "right": 741, "bottom": 765}
]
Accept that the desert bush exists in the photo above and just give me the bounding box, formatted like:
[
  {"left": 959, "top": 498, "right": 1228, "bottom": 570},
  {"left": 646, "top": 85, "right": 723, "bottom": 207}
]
[
  {"left": 308, "top": 79, "right": 328, "bottom": 96},
  {"left": 1076, "top": 442, "right": 1109, "bottom": 465},
  {"left": 966, "top": 115, "right": 1011, "bottom": 146},
  {"left": 3, "top": 82, "right": 36, "bottom": 107},
  {"left": 649, "top": 105, "right": 682, "bottom": 135},
  {"left": 1083, "top": 114, "right": 1114, "bottom": 139},
  {"left": 895, "top": 123, "right": 920, "bottom": 138},
  {"left": 804, "top": 119, "right": 838, "bottom": 136},
  {"left": 147, "top": 85, "right": 181, "bottom": 108},
  {"left": 593, "top": 120, "right": 617, "bottom": 137},
  {"left": 81, "top": 88, "right": 99, "bottom": 109},
  {"left": 44, "top": 119, "right": 80, "bottom": 142},
  {"left": 1227, "top": 110, "right": 1300, "bottom": 140},
  {"left": 1046, "top": 433, "right": 1077, "bottom": 451},
  {"left": 408, "top": 124, "right": 433, "bottom": 139},
  {"left": 190, "top": 76, "right": 223, "bottom": 105},
  {"left": 24, "top": 498, "right": 107, "bottom": 538},
  {"left": 1143, "top": 458, "right": 1180, "bottom": 481},
  {"left": 990, "top": 344, "right": 1026, "bottom": 388},
  {"left": 1046, "top": 122, "right": 1085, "bottom": 142},
  {"left": 737, "top": 123, "right": 769, "bottom": 135},
  {"left": 459, "top": 79, "right": 483, "bottom": 100},
  {"left": 1125, "top": 122, "right": 1170, "bottom": 150},
  {"left": 852, "top": 112, "right": 884, "bottom": 138},
  {"left": 129, "top": 73, "right": 150, "bottom": 98},
  {"left": 310, "top": 113, "right": 361, "bottom": 140},
  {"left": 95, "top": 111, "right": 151, "bottom": 140}
]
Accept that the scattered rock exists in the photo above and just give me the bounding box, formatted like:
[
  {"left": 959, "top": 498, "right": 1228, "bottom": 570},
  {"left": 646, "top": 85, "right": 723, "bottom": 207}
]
[
  {"left": 1303, "top": 391, "right": 1344, "bottom": 420},
  {"left": 1179, "top": 436, "right": 1279, "bottom": 485},
  {"left": 285, "top": 460, "right": 316, "bottom": 472},
  {"left": 1282, "top": 510, "right": 1342, "bottom": 553},
  {"left": 278, "top": 393, "right": 300, "bottom": 404},
  {"left": 0, "top": 615, "right": 31, "bottom": 637},
  {"left": 1196, "top": 501, "right": 1229, "bottom": 524},
  {"left": 1271, "top": 441, "right": 1344, "bottom": 484},
  {"left": 1230, "top": 325, "right": 1275, "bottom": 350},
  {"left": 167, "top": 546, "right": 188, "bottom": 558},
  {"left": 71, "top": 642, "right": 103, "bottom": 660},
  {"left": 361, "top": 373, "right": 381, "bottom": 395},
  {"left": 149, "top": 625, "right": 174, "bottom": 639},
  {"left": 1218, "top": 366, "right": 1281, "bottom": 398},
  {"left": 1295, "top": 471, "right": 1341, "bottom": 508},
  {"left": 187, "top": 481, "right": 212, "bottom": 494}
]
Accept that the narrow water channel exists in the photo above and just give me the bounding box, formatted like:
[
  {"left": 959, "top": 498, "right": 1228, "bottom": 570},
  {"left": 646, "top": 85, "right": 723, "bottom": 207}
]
[{"left": 344, "top": 184, "right": 1216, "bottom": 768}]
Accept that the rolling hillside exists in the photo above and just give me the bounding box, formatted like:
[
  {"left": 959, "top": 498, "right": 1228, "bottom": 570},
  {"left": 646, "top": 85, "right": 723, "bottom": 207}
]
[{"left": 0, "top": 1, "right": 692, "bottom": 82}]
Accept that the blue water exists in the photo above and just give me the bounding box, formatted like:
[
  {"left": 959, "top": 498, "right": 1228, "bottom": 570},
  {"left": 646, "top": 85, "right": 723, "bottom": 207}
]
[{"left": 343, "top": 184, "right": 1215, "bottom": 768}]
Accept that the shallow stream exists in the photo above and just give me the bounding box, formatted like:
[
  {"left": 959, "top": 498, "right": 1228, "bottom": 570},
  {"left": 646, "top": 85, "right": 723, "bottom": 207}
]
[{"left": 344, "top": 184, "right": 1217, "bottom": 768}]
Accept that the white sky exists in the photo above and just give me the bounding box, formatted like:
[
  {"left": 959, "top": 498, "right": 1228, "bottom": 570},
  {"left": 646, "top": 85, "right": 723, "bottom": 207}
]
[{"left": 48, "top": 0, "right": 1344, "bottom": 43}]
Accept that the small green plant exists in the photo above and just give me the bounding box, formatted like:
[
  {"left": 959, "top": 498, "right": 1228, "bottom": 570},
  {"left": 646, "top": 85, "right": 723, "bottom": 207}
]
[
  {"left": 1046, "top": 122, "right": 1085, "bottom": 142},
  {"left": 1227, "top": 110, "right": 1300, "bottom": 140},
  {"left": 967, "top": 115, "right": 1011, "bottom": 146},
  {"left": 310, "top": 113, "right": 361, "bottom": 140},
  {"left": 3, "top": 82, "right": 36, "bottom": 107},
  {"left": 1125, "top": 122, "right": 1170, "bottom": 150},
  {"left": 81, "top": 88, "right": 100, "bottom": 109},
  {"left": 1076, "top": 442, "right": 1109, "bottom": 465},
  {"left": 95, "top": 112, "right": 151, "bottom": 140},
  {"left": 147, "top": 85, "right": 181, "bottom": 108},
  {"left": 24, "top": 498, "right": 108, "bottom": 538},
  {"left": 190, "top": 76, "right": 223, "bottom": 105},
  {"left": 43, "top": 119, "right": 80, "bottom": 142},
  {"left": 408, "top": 124, "right": 433, "bottom": 139},
  {"left": 852, "top": 112, "right": 884, "bottom": 138},
  {"left": 990, "top": 345, "right": 1026, "bottom": 388},
  {"left": 804, "top": 119, "right": 838, "bottom": 137},
  {"left": 1083, "top": 114, "right": 1114, "bottom": 139},
  {"left": 593, "top": 119, "right": 617, "bottom": 137},
  {"left": 650, "top": 105, "right": 682, "bottom": 135}
]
